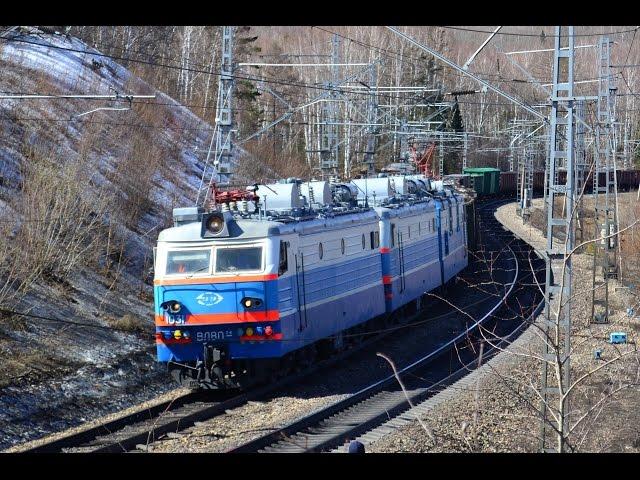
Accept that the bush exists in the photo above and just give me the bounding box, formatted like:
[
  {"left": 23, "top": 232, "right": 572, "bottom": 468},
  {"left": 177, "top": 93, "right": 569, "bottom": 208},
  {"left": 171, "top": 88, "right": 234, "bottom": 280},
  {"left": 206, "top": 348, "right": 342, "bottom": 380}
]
[{"left": 0, "top": 138, "right": 112, "bottom": 307}]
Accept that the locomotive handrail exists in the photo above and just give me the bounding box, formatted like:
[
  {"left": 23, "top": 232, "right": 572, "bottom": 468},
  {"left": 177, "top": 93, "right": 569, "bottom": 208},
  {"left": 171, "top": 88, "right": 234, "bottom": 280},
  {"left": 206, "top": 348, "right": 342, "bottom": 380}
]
[{"left": 300, "top": 252, "right": 308, "bottom": 330}]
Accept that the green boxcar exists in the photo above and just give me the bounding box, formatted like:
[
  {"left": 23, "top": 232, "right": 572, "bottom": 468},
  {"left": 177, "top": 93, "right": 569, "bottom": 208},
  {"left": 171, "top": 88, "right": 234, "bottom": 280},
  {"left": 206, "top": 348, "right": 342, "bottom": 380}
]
[{"left": 463, "top": 167, "right": 501, "bottom": 196}]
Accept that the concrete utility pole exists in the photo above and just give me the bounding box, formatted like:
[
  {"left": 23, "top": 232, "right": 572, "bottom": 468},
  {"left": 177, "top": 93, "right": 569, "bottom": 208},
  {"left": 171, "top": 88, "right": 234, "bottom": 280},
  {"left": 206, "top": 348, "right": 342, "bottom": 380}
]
[
  {"left": 520, "top": 141, "right": 534, "bottom": 220},
  {"left": 540, "top": 26, "right": 576, "bottom": 454},
  {"left": 438, "top": 136, "right": 444, "bottom": 178},
  {"left": 508, "top": 118, "right": 521, "bottom": 173},
  {"left": 462, "top": 132, "right": 468, "bottom": 171},
  {"left": 399, "top": 118, "right": 409, "bottom": 162}
]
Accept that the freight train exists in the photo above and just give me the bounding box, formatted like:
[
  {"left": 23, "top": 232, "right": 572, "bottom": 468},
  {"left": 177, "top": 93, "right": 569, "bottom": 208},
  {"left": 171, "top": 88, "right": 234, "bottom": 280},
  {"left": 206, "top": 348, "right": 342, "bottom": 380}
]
[
  {"left": 499, "top": 169, "right": 640, "bottom": 195},
  {"left": 153, "top": 175, "right": 472, "bottom": 389},
  {"left": 451, "top": 168, "right": 640, "bottom": 197}
]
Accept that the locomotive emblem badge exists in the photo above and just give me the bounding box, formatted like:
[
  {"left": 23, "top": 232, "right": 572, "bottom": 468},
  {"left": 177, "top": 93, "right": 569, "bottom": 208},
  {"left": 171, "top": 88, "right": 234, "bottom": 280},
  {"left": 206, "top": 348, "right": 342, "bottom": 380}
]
[{"left": 196, "top": 292, "right": 224, "bottom": 306}]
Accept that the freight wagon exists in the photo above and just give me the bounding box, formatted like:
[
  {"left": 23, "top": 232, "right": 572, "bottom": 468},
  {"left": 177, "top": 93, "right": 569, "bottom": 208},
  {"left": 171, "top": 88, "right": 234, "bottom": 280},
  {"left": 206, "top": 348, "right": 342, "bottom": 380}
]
[
  {"left": 463, "top": 167, "right": 501, "bottom": 196},
  {"left": 499, "top": 169, "right": 640, "bottom": 195}
]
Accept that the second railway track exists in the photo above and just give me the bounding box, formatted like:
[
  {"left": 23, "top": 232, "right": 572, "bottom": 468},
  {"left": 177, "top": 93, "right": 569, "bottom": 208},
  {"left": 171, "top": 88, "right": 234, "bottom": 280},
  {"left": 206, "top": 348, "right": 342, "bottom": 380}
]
[
  {"left": 228, "top": 199, "right": 546, "bottom": 453},
  {"left": 21, "top": 198, "right": 543, "bottom": 454}
]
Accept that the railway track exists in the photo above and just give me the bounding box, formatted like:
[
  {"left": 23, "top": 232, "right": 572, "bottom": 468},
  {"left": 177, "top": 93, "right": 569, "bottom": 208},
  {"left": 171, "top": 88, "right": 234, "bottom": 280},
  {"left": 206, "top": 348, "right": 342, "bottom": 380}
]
[
  {"left": 20, "top": 197, "right": 540, "bottom": 454},
  {"left": 22, "top": 320, "right": 401, "bottom": 453},
  {"left": 227, "top": 199, "right": 546, "bottom": 453},
  {"left": 25, "top": 280, "right": 470, "bottom": 453}
]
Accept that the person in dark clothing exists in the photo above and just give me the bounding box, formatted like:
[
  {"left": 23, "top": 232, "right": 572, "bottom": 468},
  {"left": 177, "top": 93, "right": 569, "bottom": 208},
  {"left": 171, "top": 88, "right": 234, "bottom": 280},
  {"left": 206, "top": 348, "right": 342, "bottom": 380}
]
[{"left": 348, "top": 440, "right": 365, "bottom": 454}]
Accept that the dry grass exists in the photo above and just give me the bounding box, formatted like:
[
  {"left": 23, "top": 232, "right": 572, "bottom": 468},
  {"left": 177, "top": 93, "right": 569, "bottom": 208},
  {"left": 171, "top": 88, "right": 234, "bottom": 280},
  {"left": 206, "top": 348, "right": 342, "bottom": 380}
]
[
  {"left": 0, "top": 59, "right": 184, "bottom": 317},
  {"left": 0, "top": 142, "right": 111, "bottom": 307},
  {"left": 0, "top": 345, "right": 80, "bottom": 388},
  {"left": 104, "top": 314, "right": 149, "bottom": 334}
]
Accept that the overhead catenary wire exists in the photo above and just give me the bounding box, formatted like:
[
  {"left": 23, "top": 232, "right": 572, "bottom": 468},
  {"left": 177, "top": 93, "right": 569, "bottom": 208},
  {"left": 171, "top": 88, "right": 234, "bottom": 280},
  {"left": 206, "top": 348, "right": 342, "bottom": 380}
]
[
  {"left": 4, "top": 27, "right": 635, "bottom": 173},
  {"left": 0, "top": 35, "right": 384, "bottom": 100},
  {"left": 439, "top": 25, "right": 640, "bottom": 38},
  {"left": 385, "top": 26, "right": 547, "bottom": 123},
  {"left": 0, "top": 34, "right": 474, "bottom": 104},
  {"left": 0, "top": 28, "right": 574, "bottom": 123}
]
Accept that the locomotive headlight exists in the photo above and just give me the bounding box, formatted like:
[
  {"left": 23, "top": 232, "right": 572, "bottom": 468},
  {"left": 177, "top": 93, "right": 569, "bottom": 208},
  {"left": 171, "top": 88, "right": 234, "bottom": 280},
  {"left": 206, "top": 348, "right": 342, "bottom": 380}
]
[
  {"left": 205, "top": 212, "right": 225, "bottom": 234},
  {"left": 201, "top": 211, "right": 230, "bottom": 239},
  {"left": 161, "top": 300, "right": 182, "bottom": 313},
  {"left": 241, "top": 297, "right": 262, "bottom": 309}
]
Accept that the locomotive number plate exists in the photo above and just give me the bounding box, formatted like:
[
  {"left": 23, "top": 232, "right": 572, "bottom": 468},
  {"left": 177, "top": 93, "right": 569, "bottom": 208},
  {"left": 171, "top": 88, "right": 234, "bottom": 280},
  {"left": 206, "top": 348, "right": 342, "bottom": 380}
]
[{"left": 165, "top": 314, "right": 186, "bottom": 325}]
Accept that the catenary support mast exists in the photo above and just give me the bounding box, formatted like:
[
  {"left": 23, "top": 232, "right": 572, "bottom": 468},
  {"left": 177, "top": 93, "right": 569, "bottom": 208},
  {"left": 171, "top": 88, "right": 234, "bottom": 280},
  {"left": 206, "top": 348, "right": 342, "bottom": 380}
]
[{"left": 540, "top": 26, "right": 576, "bottom": 453}]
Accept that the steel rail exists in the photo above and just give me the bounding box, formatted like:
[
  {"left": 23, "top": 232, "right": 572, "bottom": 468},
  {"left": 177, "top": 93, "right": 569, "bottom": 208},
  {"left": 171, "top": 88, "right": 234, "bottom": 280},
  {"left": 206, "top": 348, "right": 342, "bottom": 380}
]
[
  {"left": 327, "top": 285, "right": 546, "bottom": 453},
  {"left": 20, "top": 292, "right": 440, "bottom": 453},
  {"left": 228, "top": 200, "right": 534, "bottom": 453},
  {"left": 19, "top": 198, "right": 519, "bottom": 454}
]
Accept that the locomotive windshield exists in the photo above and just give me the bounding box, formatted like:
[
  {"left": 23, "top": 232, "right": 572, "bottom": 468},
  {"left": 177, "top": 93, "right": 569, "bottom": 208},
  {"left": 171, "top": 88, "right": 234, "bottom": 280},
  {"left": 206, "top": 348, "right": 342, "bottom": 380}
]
[
  {"left": 166, "top": 249, "right": 211, "bottom": 275},
  {"left": 216, "top": 246, "right": 263, "bottom": 273}
]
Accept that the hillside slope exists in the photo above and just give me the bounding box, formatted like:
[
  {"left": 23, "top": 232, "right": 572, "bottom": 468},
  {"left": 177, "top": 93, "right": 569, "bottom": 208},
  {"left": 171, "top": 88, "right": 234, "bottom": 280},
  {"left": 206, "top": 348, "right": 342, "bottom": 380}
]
[{"left": 0, "top": 29, "right": 218, "bottom": 447}]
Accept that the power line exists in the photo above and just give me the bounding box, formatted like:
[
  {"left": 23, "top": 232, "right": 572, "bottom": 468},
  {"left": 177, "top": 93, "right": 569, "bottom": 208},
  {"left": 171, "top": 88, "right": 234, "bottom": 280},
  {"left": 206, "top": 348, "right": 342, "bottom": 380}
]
[
  {"left": 311, "top": 26, "right": 507, "bottom": 81},
  {"left": 1, "top": 30, "right": 567, "bottom": 120},
  {"left": 0, "top": 307, "right": 151, "bottom": 334},
  {"left": 6, "top": 29, "right": 634, "bottom": 160},
  {"left": 624, "top": 27, "right": 638, "bottom": 65},
  {"left": 309, "top": 26, "right": 558, "bottom": 102},
  {"left": 439, "top": 25, "right": 640, "bottom": 38},
  {"left": 0, "top": 114, "right": 216, "bottom": 131},
  {"left": 16, "top": 29, "right": 474, "bottom": 102},
  {"left": 386, "top": 27, "right": 546, "bottom": 122},
  {"left": 68, "top": 27, "right": 219, "bottom": 71},
  {"left": 0, "top": 35, "right": 380, "bottom": 100}
]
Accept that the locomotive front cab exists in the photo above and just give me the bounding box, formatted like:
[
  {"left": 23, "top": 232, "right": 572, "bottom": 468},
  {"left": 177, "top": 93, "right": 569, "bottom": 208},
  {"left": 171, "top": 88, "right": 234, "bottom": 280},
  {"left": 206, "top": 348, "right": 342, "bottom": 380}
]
[{"left": 153, "top": 219, "right": 283, "bottom": 389}]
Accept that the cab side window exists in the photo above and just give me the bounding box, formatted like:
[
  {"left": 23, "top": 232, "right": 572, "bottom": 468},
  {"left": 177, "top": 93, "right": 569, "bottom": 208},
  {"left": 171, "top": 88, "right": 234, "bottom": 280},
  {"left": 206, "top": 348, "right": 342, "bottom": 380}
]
[
  {"left": 278, "top": 241, "right": 289, "bottom": 276},
  {"left": 370, "top": 231, "right": 380, "bottom": 249}
]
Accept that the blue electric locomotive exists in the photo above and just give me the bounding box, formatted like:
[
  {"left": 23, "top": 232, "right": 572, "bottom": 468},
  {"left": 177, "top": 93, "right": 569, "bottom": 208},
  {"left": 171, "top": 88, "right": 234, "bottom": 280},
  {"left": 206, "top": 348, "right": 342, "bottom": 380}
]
[{"left": 153, "top": 175, "right": 468, "bottom": 389}]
